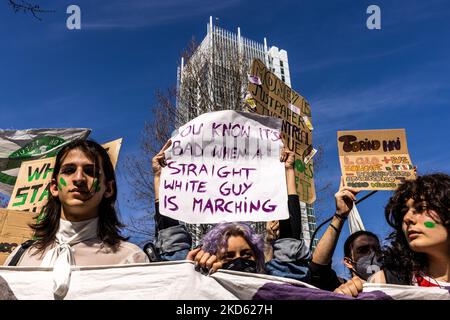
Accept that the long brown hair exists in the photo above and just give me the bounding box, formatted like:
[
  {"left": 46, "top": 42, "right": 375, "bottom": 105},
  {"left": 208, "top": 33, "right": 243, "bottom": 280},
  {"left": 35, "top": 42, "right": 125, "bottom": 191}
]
[{"left": 31, "top": 139, "right": 128, "bottom": 252}]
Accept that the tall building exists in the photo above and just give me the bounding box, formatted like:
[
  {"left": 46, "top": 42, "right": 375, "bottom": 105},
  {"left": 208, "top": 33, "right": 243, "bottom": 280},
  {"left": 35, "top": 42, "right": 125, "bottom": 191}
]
[{"left": 176, "top": 17, "right": 316, "bottom": 247}]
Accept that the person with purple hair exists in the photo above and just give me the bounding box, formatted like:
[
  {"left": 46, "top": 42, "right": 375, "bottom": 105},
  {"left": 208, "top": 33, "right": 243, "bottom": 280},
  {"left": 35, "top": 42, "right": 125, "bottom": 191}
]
[
  {"left": 188, "top": 221, "right": 266, "bottom": 274},
  {"left": 185, "top": 147, "right": 311, "bottom": 281},
  {"left": 145, "top": 139, "right": 310, "bottom": 281}
]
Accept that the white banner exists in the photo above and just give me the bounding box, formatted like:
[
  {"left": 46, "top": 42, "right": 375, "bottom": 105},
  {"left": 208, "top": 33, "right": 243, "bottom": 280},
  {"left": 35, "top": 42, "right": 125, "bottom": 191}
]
[
  {"left": 0, "top": 262, "right": 448, "bottom": 300},
  {"left": 159, "top": 110, "right": 288, "bottom": 224}
]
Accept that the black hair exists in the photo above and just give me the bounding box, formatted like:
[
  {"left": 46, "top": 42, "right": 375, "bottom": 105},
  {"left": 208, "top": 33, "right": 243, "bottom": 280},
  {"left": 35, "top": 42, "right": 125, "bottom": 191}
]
[
  {"left": 344, "top": 230, "right": 380, "bottom": 259},
  {"left": 381, "top": 173, "right": 450, "bottom": 284},
  {"left": 31, "top": 139, "right": 128, "bottom": 252}
]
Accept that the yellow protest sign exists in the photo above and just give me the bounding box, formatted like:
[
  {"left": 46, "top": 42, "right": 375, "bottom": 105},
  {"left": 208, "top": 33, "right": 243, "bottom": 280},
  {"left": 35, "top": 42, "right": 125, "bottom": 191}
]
[
  {"left": 248, "top": 59, "right": 315, "bottom": 203},
  {"left": 0, "top": 209, "right": 35, "bottom": 265},
  {"left": 337, "top": 129, "right": 416, "bottom": 190}
]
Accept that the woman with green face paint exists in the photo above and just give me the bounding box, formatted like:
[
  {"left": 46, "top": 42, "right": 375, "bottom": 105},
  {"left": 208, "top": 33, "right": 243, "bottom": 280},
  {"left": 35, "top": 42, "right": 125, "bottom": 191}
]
[
  {"left": 3, "top": 139, "right": 149, "bottom": 299},
  {"left": 368, "top": 173, "right": 450, "bottom": 288}
]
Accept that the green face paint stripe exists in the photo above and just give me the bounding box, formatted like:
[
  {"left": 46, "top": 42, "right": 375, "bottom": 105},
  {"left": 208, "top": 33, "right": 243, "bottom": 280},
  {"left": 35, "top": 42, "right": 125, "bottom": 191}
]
[
  {"left": 92, "top": 179, "right": 100, "bottom": 192},
  {"left": 59, "top": 177, "right": 67, "bottom": 187},
  {"left": 424, "top": 221, "right": 436, "bottom": 228}
]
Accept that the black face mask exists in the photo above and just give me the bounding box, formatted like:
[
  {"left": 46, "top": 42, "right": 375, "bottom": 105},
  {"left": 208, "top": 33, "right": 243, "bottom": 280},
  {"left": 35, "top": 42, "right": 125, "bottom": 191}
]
[{"left": 222, "top": 258, "right": 257, "bottom": 273}]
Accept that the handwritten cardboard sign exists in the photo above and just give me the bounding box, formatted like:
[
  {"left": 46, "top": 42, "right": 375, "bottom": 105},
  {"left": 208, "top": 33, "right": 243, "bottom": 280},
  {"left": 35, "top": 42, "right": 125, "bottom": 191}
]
[
  {"left": 0, "top": 209, "right": 35, "bottom": 265},
  {"left": 102, "top": 138, "right": 122, "bottom": 170},
  {"left": 7, "top": 139, "right": 122, "bottom": 213},
  {"left": 160, "top": 110, "right": 288, "bottom": 224},
  {"left": 337, "top": 129, "right": 416, "bottom": 190},
  {"left": 247, "top": 59, "right": 315, "bottom": 204}
]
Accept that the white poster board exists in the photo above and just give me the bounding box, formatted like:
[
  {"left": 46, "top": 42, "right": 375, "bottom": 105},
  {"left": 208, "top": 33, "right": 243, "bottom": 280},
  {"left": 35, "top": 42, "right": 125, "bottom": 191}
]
[{"left": 159, "top": 110, "right": 288, "bottom": 224}]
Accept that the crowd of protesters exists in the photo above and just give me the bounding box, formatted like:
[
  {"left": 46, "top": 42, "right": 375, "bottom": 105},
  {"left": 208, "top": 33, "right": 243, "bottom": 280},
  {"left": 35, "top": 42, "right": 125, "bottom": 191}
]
[
  {"left": 3, "top": 137, "right": 449, "bottom": 299},
  {"left": 147, "top": 139, "right": 450, "bottom": 296}
]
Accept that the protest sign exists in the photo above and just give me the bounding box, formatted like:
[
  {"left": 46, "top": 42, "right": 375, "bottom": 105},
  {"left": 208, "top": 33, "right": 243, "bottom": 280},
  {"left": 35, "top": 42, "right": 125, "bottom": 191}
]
[
  {"left": 7, "top": 158, "right": 55, "bottom": 214},
  {"left": 0, "top": 209, "right": 35, "bottom": 265},
  {"left": 101, "top": 138, "right": 122, "bottom": 169},
  {"left": 0, "top": 128, "right": 91, "bottom": 196},
  {"left": 337, "top": 129, "right": 416, "bottom": 190},
  {"left": 7, "top": 139, "right": 122, "bottom": 213},
  {"left": 247, "top": 59, "right": 315, "bottom": 203},
  {"left": 159, "top": 110, "right": 288, "bottom": 224}
]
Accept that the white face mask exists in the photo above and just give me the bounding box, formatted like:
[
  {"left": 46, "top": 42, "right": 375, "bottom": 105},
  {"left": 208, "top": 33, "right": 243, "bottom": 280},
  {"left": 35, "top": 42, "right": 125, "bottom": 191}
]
[{"left": 350, "top": 251, "right": 382, "bottom": 280}]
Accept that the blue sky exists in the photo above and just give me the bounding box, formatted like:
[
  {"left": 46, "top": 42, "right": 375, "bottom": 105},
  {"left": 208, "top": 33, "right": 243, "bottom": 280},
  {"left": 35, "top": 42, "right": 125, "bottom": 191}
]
[{"left": 1, "top": 0, "right": 449, "bottom": 276}]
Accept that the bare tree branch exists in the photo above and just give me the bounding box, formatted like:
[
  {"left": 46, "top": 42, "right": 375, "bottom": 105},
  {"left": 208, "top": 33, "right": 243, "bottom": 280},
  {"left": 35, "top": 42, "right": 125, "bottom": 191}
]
[
  {"left": 123, "top": 35, "right": 331, "bottom": 246},
  {"left": 8, "top": 0, "right": 54, "bottom": 20}
]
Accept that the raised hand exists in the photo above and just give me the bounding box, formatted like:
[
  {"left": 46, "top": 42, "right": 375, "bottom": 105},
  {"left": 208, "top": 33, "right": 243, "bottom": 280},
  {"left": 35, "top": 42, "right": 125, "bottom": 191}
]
[
  {"left": 152, "top": 140, "right": 172, "bottom": 177},
  {"left": 335, "top": 177, "right": 360, "bottom": 217}
]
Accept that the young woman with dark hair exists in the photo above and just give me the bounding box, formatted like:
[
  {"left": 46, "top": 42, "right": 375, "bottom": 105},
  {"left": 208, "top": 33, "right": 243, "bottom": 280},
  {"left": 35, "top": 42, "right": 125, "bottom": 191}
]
[
  {"left": 4, "top": 139, "right": 148, "bottom": 298},
  {"left": 369, "top": 173, "right": 450, "bottom": 287}
]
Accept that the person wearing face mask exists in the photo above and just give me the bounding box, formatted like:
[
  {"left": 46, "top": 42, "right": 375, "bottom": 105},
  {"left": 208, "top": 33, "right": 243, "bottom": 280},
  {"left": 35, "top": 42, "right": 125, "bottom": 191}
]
[
  {"left": 186, "top": 146, "right": 311, "bottom": 281},
  {"left": 336, "top": 173, "right": 450, "bottom": 297},
  {"left": 187, "top": 221, "right": 265, "bottom": 274},
  {"left": 342, "top": 230, "right": 382, "bottom": 280},
  {"left": 309, "top": 179, "right": 382, "bottom": 295},
  {"left": 148, "top": 140, "right": 311, "bottom": 282},
  {"left": 333, "top": 230, "right": 382, "bottom": 296}
]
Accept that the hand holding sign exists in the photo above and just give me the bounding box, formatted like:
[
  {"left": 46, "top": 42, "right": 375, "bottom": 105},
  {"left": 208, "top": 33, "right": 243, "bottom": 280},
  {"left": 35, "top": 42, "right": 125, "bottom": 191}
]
[
  {"left": 153, "top": 140, "right": 172, "bottom": 202},
  {"left": 280, "top": 147, "right": 295, "bottom": 170},
  {"left": 335, "top": 177, "right": 360, "bottom": 218},
  {"left": 159, "top": 110, "right": 288, "bottom": 224},
  {"left": 152, "top": 140, "right": 172, "bottom": 176}
]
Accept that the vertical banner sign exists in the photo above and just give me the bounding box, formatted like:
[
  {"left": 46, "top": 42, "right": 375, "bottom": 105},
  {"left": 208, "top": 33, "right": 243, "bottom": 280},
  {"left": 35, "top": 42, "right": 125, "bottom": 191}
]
[
  {"left": 247, "top": 59, "right": 315, "bottom": 204},
  {"left": 337, "top": 129, "right": 416, "bottom": 189},
  {"left": 7, "top": 139, "right": 123, "bottom": 213},
  {"left": 160, "top": 110, "right": 288, "bottom": 224}
]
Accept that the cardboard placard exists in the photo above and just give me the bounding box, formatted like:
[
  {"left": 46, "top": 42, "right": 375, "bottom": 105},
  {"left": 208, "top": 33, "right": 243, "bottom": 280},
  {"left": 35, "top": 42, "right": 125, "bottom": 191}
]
[
  {"left": 7, "top": 139, "right": 122, "bottom": 213},
  {"left": 101, "top": 138, "right": 122, "bottom": 170},
  {"left": 337, "top": 129, "right": 416, "bottom": 190},
  {"left": 160, "top": 110, "right": 288, "bottom": 224},
  {"left": 0, "top": 209, "right": 35, "bottom": 265},
  {"left": 247, "top": 59, "right": 315, "bottom": 203}
]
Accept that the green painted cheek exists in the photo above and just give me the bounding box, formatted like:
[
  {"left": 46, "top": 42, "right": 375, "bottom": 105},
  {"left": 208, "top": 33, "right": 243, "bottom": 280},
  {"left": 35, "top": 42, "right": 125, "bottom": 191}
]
[
  {"left": 92, "top": 179, "right": 101, "bottom": 192},
  {"left": 59, "top": 177, "right": 67, "bottom": 187},
  {"left": 58, "top": 177, "right": 67, "bottom": 190},
  {"left": 424, "top": 221, "right": 436, "bottom": 228}
]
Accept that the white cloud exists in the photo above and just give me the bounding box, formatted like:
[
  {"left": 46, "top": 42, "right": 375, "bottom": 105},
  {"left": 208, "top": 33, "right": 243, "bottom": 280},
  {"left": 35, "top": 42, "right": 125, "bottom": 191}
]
[{"left": 81, "top": 0, "right": 243, "bottom": 30}]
